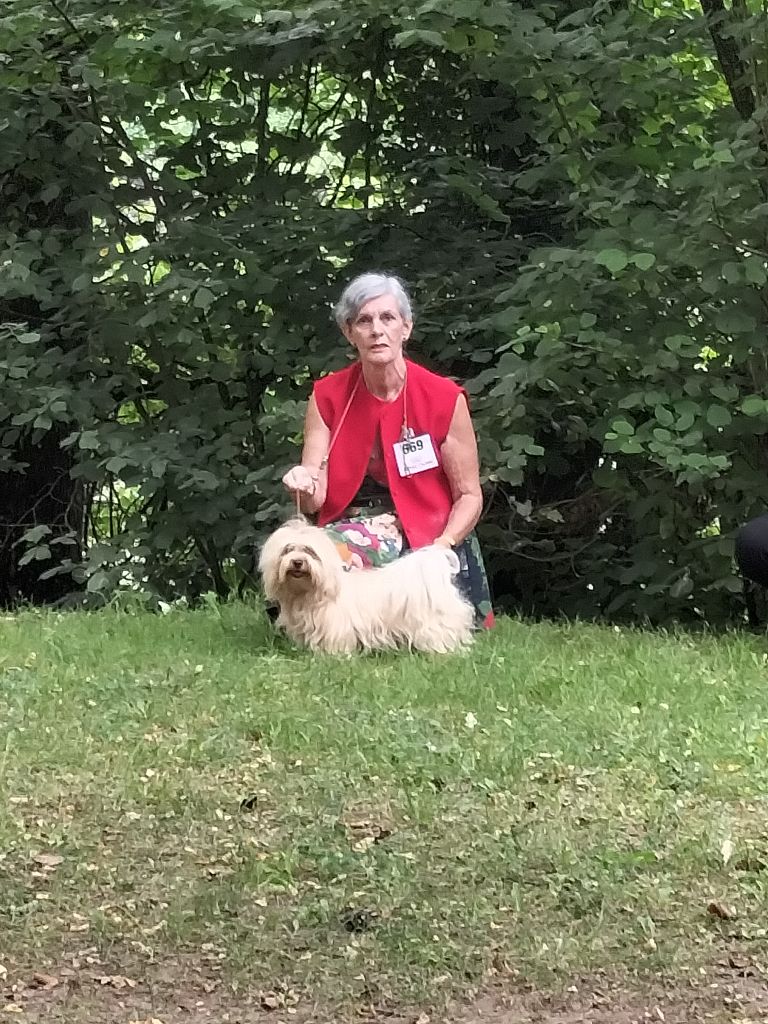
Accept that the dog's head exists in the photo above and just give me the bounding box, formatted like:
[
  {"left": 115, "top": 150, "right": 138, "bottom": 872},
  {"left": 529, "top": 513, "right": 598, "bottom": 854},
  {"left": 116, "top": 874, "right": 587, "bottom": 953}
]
[{"left": 259, "top": 519, "right": 342, "bottom": 604}]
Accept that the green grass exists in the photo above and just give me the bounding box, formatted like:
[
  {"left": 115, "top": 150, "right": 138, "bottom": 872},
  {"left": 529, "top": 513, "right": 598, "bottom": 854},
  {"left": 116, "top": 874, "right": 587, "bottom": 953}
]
[{"left": 1, "top": 605, "right": 768, "bottom": 1016}]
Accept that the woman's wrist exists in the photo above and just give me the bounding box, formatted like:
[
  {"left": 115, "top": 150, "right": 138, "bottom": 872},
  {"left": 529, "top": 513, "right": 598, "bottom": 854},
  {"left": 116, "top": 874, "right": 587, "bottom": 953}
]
[
  {"left": 435, "top": 533, "right": 457, "bottom": 548},
  {"left": 302, "top": 467, "right": 324, "bottom": 507}
]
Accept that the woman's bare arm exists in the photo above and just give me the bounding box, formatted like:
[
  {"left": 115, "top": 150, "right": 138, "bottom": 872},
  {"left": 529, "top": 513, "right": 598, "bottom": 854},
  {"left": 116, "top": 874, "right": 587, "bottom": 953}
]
[
  {"left": 282, "top": 394, "right": 330, "bottom": 514},
  {"left": 435, "top": 394, "right": 483, "bottom": 545}
]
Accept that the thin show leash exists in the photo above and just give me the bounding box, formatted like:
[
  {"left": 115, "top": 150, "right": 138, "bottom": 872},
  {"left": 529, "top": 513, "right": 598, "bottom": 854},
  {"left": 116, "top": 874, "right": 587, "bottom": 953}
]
[
  {"left": 292, "top": 364, "right": 410, "bottom": 520},
  {"left": 324, "top": 364, "right": 410, "bottom": 467},
  {"left": 292, "top": 373, "right": 361, "bottom": 524},
  {"left": 295, "top": 489, "right": 305, "bottom": 521}
]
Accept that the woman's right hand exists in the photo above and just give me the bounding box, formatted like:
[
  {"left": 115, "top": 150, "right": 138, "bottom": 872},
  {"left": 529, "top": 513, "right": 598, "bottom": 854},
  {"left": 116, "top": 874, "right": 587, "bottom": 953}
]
[{"left": 282, "top": 465, "right": 317, "bottom": 496}]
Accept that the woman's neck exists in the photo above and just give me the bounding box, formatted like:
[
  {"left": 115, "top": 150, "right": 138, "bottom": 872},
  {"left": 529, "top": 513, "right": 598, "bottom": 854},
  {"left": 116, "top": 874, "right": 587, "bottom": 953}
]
[{"left": 360, "top": 355, "right": 407, "bottom": 401}]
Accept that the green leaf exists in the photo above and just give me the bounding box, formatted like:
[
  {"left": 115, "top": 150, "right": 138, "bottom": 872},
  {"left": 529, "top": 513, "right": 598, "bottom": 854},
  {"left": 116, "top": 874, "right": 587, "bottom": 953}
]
[
  {"left": 78, "top": 431, "right": 101, "bottom": 450},
  {"left": 18, "top": 544, "right": 52, "bottom": 566},
  {"left": 39, "top": 184, "right": 60, "bottom": 203},
  {"left": 616, "top": 438, "right": 644, "bottom": 454},
  {"left": 706, "top": 405, "right": 731, "bottom": 428},
  {"left": 630, "top": 252, "right": 656, "bottom": 271},
  {"left": 523, "top": 441, "right": 545, "bottom": 456},
  {"left": 610, "top": 419, "right": 635, "bottom": 436},
  {"left": 618, "top": 392, "right": 643, "bottom": 410},
  {"left": 663, "top": 335, "right": 693, "bottom": 353},
  {"left": 710, "top": 385, "right": 738, "bottom": 403},
  {"left": 722, "top": 262, "right": 740, "bottom": 284},
  {"left": 715, "top": 309, "right": 756, "bottom": 335},
  {"left": 674, "top": 401, "right": 699, "bottom": 431},
  {"left": 21, "top": 525, "right": 51, "bottom": 545},
  {"left": 742, "top": 396, "right": 768, "bottom": 417},
  {"left": 193, "top": 287, "right": 216, "bottom": 309},
  {"left": 745, "top": 259, "right": 767, "bottom": 286},
  {"left": 595, "top": 249, "right": 629, "bottom": 273},
  {"left": 669, "top": 574, "right": 693, "bottom": 599},
  {"left": 441, "top": 174, "right": 510, "bottom": 224},
  {"left": 72, "top": 273, "right": 92, "bottom": 292},
  {"left": 87, "top": 571, "right": 111, "bottom": 593},
  {"left": 393, "top": 29, "right": 446, "bottom": 49},
  {"left": 80, "top": 64, "right": 103, "bottom": 88}
]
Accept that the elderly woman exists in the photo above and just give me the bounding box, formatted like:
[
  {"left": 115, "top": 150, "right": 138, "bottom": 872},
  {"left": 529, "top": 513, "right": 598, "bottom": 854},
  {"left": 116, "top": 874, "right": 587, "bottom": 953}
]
[{"left": 282, "top": 272, "right": 494, "bottom": 628}]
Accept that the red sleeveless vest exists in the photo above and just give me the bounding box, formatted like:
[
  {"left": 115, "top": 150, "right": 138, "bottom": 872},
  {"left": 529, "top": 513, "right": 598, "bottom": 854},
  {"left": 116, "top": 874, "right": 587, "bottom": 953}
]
[{"left": 313, "top": 359, "right": 464, "bottom": 549}]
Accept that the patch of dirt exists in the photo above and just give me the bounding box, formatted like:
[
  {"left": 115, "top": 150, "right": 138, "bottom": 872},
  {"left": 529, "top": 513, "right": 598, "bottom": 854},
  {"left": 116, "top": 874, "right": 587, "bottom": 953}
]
[
  {"left": 3, "top": 957, "right": 768, "bottom": 1023},
  {"left": 1, "top": 957, "right": 247, "bottom": 1024},
  {"left": 443, "top": 958, "right": 768, "bottom": 1024}
]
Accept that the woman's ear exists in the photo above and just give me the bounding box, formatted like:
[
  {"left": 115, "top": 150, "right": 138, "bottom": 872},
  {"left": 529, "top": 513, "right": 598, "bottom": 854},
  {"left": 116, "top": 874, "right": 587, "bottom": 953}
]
[{"left": 341, "top": 321, "right": 357, "bottom": 348}]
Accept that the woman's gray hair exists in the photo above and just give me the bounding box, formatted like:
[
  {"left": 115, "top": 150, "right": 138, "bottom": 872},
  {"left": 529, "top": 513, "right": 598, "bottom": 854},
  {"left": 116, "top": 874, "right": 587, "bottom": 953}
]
[{"left": 334, "top": 272, "right": 413, "bottom": 328}]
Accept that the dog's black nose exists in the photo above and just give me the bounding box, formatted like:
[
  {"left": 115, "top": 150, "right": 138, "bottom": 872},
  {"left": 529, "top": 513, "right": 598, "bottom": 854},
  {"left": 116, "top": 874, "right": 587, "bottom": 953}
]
[{"left": 290, "top": 558, "right": 304, "bottom": 570}]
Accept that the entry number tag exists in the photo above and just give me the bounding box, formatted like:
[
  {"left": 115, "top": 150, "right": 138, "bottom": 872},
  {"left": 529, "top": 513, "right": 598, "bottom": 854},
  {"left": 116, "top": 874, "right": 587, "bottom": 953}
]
[{"left": 393, "top": 433, "right": 439, "bottom": 476}]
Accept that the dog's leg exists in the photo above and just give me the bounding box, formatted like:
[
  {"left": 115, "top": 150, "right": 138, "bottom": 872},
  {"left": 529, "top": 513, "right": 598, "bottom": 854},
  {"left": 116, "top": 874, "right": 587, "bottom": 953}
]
[
  {"left": 408, "top": 594, "right": 475, "bottom": 654},
  {"left": 308, "top": 633, "right": 358, "bottom": 655}
]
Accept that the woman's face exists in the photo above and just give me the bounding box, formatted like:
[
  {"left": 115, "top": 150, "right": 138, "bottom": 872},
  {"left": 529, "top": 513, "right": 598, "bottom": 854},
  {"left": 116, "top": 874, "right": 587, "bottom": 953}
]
[{"left": 342, "top": 293, "right": 412, "bottom": 366}]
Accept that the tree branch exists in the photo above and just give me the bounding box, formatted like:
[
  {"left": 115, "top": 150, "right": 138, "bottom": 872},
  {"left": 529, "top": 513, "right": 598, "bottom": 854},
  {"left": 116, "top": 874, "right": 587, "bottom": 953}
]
[
  {"left": 700, "top": 0, "right": 756, "bottom": 121},
  {"left": 256, "top": 78, "right": 271, "bottom": 176}
]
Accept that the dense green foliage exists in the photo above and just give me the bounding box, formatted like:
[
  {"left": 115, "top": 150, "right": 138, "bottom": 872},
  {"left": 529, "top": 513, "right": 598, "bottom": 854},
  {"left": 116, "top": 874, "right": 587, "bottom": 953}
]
[{"left": 2, "top": 0, "right": 768, "bottom": 621}]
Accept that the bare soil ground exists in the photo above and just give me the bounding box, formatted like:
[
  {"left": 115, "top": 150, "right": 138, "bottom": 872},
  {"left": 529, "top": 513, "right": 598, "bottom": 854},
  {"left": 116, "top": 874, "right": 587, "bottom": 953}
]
[{"left": 5, "top": 956, "right": 768, "bottom": 1024}]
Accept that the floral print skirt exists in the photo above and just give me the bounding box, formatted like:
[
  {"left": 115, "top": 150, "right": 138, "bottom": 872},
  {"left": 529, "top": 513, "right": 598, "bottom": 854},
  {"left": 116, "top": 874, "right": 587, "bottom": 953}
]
[{"left": 323, "top": 505, "right": 495, "bottom": 629}]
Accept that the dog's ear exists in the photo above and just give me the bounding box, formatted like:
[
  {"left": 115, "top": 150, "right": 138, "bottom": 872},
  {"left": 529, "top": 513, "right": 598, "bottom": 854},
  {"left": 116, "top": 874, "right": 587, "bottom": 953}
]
[
  {"left": 259, "top": 555, "right": 279, "bottom": 602},
  {"left": 320, "top": 574, "right": 341, "bottom": 601},
  {"left": 258, "top": 536, "right": 283, "bottom": 601},
  {"left": 310, "top": 544, "right": 342, "bottom": 601}
]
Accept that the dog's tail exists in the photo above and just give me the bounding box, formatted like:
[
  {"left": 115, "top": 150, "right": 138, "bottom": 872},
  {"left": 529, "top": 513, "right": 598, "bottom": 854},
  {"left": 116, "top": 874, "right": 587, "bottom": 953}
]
[
  {"left": 442, "top": 548, "right": 461, "bottom": 575},
  {"left": 390, "top": 545, "right": 474, "bottom": 652},
  {"left": 395, "top": 545, "right": 466, "bottom": 604},
  {"left": 410, "top": 544, "right": 460, "bottom": 577}
]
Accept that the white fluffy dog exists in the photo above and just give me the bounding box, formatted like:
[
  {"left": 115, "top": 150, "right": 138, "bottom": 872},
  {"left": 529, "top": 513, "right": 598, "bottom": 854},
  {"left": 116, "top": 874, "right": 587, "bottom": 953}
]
[{"left": 259, "top": 519, "right": 474, "bottom": 654}]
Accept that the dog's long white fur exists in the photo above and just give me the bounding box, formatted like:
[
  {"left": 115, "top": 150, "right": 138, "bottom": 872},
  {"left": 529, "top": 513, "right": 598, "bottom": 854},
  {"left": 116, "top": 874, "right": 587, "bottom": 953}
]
[{"left": 259, "top": 519, "right": 474, "bottom": 654}]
